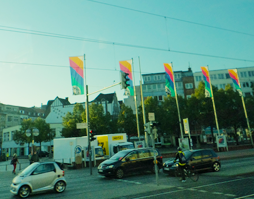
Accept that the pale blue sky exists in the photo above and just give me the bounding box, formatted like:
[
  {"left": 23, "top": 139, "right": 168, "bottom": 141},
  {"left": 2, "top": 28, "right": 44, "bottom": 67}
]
[{"left": 0, "top": 0, "right": 254, "bottom": 107}]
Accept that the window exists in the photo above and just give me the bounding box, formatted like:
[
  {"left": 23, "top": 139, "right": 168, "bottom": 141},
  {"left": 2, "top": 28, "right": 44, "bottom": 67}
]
[
  {"left": 186, "top": 95, "right": 191, "bottom": 99},
  {"left": 8, "top": 116, "right": 12, "bottom": 122},
  {"left": 225, "top": 74, "right": 230, "bottom": 79},
  {"left": 191, "top": 151, "right": 202, "bottom": 160},
  {"left": 138, "top": 149, "right": 150, "bottom": 158},
  {"left": 248, "top": 71, "right": 254, "bottom": 77},
  {"left": 154, "top": 76, "right": 157, "bottom": 80},
  {"left": 142, "top": 85, "right": 146, "bottom": 90},
  {"left": 243, "top": 82, "right": 249, "bottom": 87},
  {"left": 218, "top": 74, "right": 224, "bottom": 79},
  {"left": 148, "top": 85, "right": 151, "bottom": 90},
  {"left": 157, "top": 84, "right": 161, "bottom": 89},
  {"left": 245, "top": 92, "right": 251, "bottom": 97},
  {"left": 175, "top": 73, "right": 181, "bottom": 79},
  {"left": 240, "top": 72, "right": 247, "bottom": 78},
  {"left": 202, "top": 150, "right": 212, "bottom": 158},
  {"left": 153, "top": 84, "right": 156, "bottom": 90},
  {"left": 158, "top": 75, "right": 161, "bottom": 80},
  {"left": 195, "top": 76, "right": 202, "bottom": 81},
  {"left": 210, "top": 74, "right": 217, "bottom": 80},
  {"left": 14, "top": 116, "right": 19, "bottom": 122},
  {"left": 147, "top": 76, "right": 151, "bottom": 81},
  {"left": 127, "top": 151, "right": 138, "bottom": 160},
  {"left": 11, "top": 131, "right": 15, "bottom": 140},
  {"left": 176, "top": 82, "right": 183, "bottom": 89},
  {"left": 158, "top": 96, "right": 163, "bottom": 101},
  {"left": 185, "top": 83, "right": 193, "bottom": 89}
]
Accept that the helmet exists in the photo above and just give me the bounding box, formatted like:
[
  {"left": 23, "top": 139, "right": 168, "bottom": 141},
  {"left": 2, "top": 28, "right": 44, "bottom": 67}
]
[{"left": 177, "top": 147, "right": 182, "bottom": 151}]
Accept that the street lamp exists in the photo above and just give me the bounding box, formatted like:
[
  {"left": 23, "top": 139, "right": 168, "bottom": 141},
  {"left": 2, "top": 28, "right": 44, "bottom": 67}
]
[{"left": 26, "top": 128, "right": 39, "bottom": 155}]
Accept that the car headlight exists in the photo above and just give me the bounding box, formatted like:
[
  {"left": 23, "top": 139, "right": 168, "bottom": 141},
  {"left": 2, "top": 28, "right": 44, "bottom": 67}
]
[{"left": 106, "top": 165, "right": 114, "bottom": 169}]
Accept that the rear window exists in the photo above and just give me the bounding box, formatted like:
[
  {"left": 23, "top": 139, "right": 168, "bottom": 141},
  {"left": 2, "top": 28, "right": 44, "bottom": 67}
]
[{"left": 55, "top": 162, "right": 65, "bottom": 170}]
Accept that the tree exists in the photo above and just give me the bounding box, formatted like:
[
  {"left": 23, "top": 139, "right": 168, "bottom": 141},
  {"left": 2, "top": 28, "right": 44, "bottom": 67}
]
[
  {"left": 61, "top": 103, "right": 86, "bottom": 137},
  {"left": 117, "top": 104, "right": 136, "bottom": 138}
]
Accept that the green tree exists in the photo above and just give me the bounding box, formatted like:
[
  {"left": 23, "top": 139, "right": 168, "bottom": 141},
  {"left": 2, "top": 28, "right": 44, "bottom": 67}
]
[
  {"left": 61, "top": 103, "right": 86, "bottom": 137},
  {"left": 117, "top": 104, "right": 136, "bottom": 138}
]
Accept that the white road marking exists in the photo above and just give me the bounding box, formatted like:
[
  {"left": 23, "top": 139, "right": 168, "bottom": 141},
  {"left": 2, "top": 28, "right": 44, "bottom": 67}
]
[
  {"left": 117, "top": 179, "right": 142, "bottom": 185},
  {"left": 235, "top": 193, "right": 254, "bottom": 199},
  {"left": 187, "top": 188, "right": 197, "bottom": 191},
  {"left": 198, "top": 190, "right": 208, "bottom": 193},
  {"left": 224, "top": 194, "right": 237, "bottom": 197},
  {"left": 213, "top": 192, "right": 223, "bottom": 195}
]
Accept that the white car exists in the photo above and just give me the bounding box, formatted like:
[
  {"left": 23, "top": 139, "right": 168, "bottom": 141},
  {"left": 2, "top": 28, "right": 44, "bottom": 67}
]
[{"left": 10, "top": 162, "right": 66, "bottom": 198}]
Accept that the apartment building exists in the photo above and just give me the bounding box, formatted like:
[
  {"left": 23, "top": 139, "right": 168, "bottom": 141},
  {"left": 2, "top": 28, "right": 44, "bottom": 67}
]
[{"left": 194, "top": 66, "right": 254, "bottom": 96}]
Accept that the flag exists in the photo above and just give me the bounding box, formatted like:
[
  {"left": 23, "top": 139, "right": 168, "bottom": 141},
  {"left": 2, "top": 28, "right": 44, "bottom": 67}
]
[
  {"left": 164, "top": 63, "right": 175, "bottom": 97},
  {"left": 119, "top": 60, "right": 134, "bottom": 96},
  {"left": 201, "top": 66, "right": 212, "bottom": 97},
  {"left": 69, "top": 56, "right": 84, "bottom": 95},
  {"left": 228, "top": 69, "right": 242, "bottom": 96}
]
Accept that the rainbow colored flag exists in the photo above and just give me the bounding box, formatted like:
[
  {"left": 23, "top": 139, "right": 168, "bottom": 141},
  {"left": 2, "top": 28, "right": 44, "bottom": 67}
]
[
  {"left": 228, "top": 69, "right": 242, "bottom": 96},
  {"left": 164, "top": 63, "right": 175, "bottom": 97},
  {"left": 201, "top": 66, "right": 212, "bottom": 97},
  {"left": 69, "top": 56, "right": 84, "bottom": 95},
  {"left": 119, "top": 60, "right": 134, "bottom": 96}
]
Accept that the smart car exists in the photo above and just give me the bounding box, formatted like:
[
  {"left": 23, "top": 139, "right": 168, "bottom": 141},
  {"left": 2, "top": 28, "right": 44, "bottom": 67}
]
[
  {"left": 163, "top": 149, "right": 221, "bottom": 174},
  {"left": 10, "top": 162, "right": 66, "bottom": 198},
  {"left": 98, "top": 148, "right": 163, "bottom": 179}
]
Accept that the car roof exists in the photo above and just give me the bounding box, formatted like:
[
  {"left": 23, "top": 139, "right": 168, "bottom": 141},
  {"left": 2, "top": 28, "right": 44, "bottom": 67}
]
[{"left": 184, "top": 149, "right": 215, "bottom": 153}]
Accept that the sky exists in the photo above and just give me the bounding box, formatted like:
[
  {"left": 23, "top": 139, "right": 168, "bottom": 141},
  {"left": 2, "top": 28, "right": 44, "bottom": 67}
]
[{"left": 0, "top": 0, "right": 254, "bottom": 108}]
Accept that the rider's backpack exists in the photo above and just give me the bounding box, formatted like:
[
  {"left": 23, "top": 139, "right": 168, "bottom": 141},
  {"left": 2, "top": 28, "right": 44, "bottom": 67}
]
[{"left": 179, "top": 152, "right": 187, "bottom": 164}]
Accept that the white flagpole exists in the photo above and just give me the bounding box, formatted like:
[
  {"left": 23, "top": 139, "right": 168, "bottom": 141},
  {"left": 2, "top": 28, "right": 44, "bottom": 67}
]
[{"left": 132, "top": 58, "right": 141, "bottom": 140}]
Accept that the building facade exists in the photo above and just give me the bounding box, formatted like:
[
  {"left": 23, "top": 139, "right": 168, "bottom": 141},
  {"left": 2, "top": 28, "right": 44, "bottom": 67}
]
[{"left": 194, "top": 67, "right": 254, "bottom": 96}]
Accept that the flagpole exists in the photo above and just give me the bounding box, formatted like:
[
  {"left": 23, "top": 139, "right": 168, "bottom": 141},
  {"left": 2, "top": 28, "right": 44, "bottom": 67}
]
[
  {"left": 171, "top": 62, "right": 184, "bottom": 139},
  {"left": 138, "top": 56, "right": 148, "bottom": 146},
  {"left": 236, "top": 70, "right": 254, "bottom": 147},
  {"left": 132, "top": 58, "right": 141, "bottom": 140},
  {"left": 207, "top": 66, "right": 220, "bottom": 136},
  {"left": 84, "top": 54, "right": 92, "bottom": 175}
]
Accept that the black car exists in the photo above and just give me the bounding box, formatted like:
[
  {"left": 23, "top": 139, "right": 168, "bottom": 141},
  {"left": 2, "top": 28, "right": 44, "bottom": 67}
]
[
  {"left": 98, "top": 148, "right": 163, "bottom": 179},
  {"left": 163, "top": 149, "right": 221, "bottom": 174}
]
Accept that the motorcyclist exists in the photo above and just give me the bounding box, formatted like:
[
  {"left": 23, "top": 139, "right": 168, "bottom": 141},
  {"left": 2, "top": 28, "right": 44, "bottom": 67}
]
[{"left": 174, "top": 147, "right": 187, "bottom": 182}]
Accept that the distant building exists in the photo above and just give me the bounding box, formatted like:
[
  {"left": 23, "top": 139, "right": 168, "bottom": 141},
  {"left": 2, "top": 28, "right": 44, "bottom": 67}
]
[{"left": 194, "top": 66, "right": 254, "bottom": 96}]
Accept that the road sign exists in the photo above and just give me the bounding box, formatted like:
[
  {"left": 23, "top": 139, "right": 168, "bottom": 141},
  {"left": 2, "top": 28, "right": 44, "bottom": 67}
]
[
  {"left": 148, "top": 112, "right": 155, "bottom": 121},
  {"left": 76, "top": 123, "right": 87, "bottom": 129},
  {"left": 183, "top": 118, "right": 190, "bottom": 134}
]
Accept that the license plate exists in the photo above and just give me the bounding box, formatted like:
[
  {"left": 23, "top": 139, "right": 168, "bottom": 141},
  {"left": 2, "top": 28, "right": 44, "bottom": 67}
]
[
  {"left": 99, "top": 169, "right": 103, "bottom": 172},
  {"left": 164, "top": 168, "right": 169, "bottom": 170}
]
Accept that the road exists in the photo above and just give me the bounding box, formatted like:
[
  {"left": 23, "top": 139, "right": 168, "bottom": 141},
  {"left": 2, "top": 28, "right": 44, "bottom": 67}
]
[{"left": 1, "top": 157, "right": 254, "bottom": 199}]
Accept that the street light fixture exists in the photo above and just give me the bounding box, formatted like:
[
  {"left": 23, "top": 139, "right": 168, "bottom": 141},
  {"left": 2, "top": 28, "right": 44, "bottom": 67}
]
[{"left": 26, "top": 128, "right": 39, "bottom": 155}]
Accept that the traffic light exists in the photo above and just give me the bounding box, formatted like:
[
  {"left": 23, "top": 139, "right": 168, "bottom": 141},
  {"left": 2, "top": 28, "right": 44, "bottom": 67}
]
[
  {"left": 144, "top": 122, "right": 151, "bottom": 134},
  {"left": 120, "top": 72, "right": 130, "bottom": 89},
  {"left": 89, "top": 130, "right": 96, "bottom": 141}
]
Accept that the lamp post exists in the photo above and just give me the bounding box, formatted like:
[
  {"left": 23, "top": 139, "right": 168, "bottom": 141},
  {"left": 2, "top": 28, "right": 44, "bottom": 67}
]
[{"left": 26, "top": 128, "right": 39, "bottom": 155}]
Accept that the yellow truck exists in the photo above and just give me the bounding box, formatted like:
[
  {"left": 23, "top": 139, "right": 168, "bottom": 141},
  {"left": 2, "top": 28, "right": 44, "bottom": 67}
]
[{"left": 96, "top": 133, "right": 134, "bottom": 158}]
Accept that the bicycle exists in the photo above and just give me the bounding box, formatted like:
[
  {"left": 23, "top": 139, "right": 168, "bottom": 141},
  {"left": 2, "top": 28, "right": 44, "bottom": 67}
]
[{"left": 174, "top": 164, "right": 199, "bottom": 182}]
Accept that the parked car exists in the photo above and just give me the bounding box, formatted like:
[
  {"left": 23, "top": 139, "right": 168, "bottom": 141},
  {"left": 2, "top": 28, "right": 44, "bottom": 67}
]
[
  {"left": 163, "top": 149, "right": 221, "bottom": 174},
  {"left": 37, "top": 151, "right": 49, "bottom": 157},
  {"left": 98, "top": 148, "right": 163, "bottom": 179},
  {"left": 10, "top": 162, "right": 66, "bottom": 198}
]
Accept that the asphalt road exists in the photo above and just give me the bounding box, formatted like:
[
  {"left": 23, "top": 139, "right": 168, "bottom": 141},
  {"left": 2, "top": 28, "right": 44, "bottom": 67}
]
[{"left": 1, "top": 157, "right": 254, "bottom": 199}]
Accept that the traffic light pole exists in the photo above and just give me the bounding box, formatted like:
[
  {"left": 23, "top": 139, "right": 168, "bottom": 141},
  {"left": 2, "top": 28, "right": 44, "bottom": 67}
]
[{"left": 150, "top": 122, "right": 159, "bottom": 186}]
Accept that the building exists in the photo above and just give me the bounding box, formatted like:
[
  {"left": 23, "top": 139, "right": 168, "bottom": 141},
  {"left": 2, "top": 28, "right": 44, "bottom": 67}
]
[
  {"left": 194, "top": 67, "right": 254, "bottom": 96},
  {"left": 0, "top": 103, "right": 46, "bottom": 156}
]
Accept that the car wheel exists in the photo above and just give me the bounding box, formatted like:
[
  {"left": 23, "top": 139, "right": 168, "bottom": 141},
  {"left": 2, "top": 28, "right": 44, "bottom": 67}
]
[
  {"left": 18, "top": 185, "right": 31, "bottom": 198},
  {"left": 54, "top": 181, "right": 66, "bottom": 193},
  {"left": 212, "top": 162, "right": 220, "bottom": 172},
  {"left": 115, "top": 168, "right": 124, "bottom": 179}
]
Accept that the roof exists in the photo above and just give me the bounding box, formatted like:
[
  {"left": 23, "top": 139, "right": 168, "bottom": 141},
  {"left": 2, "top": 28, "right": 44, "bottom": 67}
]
[{"left": 91, "top": 93, "right": 116, "bottom": 103}]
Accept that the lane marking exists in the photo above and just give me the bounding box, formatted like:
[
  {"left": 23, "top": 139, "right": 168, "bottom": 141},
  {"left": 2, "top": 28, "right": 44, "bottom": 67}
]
[
  {"left": 224, "top": 194, "right": 237, "bottom": 197},
  {"left": 117, "top": 179, "right": 142, "bottom": 185},
  {"left": 198, "top": 190, "right": 208, "bottom": 193},
  {"left": 213, "top": 192, "right": 223, "bottom": 195},
  {"left": 187, "top": 188, "right": 197, "bottom": 191},
  {"left": 235, "top": 193, "right": 254, "bottom": 199},
  {"left": 133, "top": 177, "right": 249, "bottom": 199}
]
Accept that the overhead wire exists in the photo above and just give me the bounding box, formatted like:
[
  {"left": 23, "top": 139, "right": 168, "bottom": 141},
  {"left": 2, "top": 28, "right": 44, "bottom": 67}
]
[{"left": 0, "top": 26, "right": 254, "bottom": 62}]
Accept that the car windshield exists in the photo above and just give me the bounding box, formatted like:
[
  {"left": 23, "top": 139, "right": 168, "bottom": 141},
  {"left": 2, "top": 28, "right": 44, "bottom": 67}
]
[
  {"left": 19, "top": 163, "right": 39, "bottom": 176},
  {"left": 95, "top": 148, "right": 104, "bottom": 157},
  {"left": 110, "top": 150, "right": 130, "bottom": 161}
]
